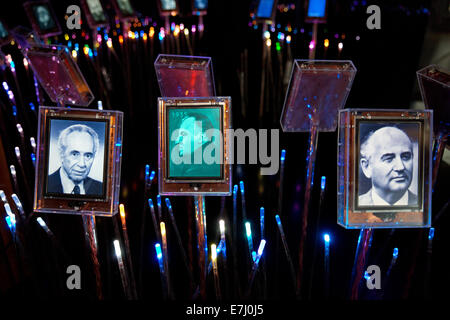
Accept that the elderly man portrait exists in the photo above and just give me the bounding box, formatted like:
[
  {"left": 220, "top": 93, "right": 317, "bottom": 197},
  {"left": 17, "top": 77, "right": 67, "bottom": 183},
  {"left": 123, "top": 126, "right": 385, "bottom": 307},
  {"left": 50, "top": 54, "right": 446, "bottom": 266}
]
[
  {"left": 359, "top": 126, "right": 418, "bottom": 207},
  {"left": 34, "top": 5, "right": 55, "bottom": 30},
  {"left": 47, "top": 124, "right": 103, "bottom": 196}
]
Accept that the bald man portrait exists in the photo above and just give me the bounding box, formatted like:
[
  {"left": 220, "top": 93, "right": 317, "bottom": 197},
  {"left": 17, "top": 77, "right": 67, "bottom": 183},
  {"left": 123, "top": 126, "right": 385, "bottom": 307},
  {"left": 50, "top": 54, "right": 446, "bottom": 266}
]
[
  {"left": 47, "top": 124, "right": 103, "bottom": 196},
  {"left": 359, "top": 125, "right": 418, "bottom": 207}
]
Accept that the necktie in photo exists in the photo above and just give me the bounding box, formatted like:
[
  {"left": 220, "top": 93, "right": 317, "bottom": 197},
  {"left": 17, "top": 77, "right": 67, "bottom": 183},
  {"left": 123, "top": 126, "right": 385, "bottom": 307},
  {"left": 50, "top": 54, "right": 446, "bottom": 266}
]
[{"left": 73, "top": 185, "right": 80, "bottom": 194}]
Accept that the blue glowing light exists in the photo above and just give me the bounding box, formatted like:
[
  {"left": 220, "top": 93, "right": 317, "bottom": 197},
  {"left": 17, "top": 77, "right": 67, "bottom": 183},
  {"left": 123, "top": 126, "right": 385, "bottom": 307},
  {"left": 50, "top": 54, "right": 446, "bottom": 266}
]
[
  {"left": 257, "top": 239, "right": 266, "bottom": 256},
  {"left": 239, "top": 181, "right": 245, "bottom": 194},
  {"left": 280, "top": 149, "right": 286, "bottom": 162},
  {"left": 364, "top": 271, "right": 370, "bottom": 281},
  {"left": 12, "top": 105, "right": 17, "bottom": 117},
  {"left": 31, "top": 153, "right": 36, "bottom": 165},
  {"left": 149, "top": 171, "right": 155, "bottom": 181},
  {"left": 275, "top": 214, "right": 281, "bottom": 226},
  {"left": 324, "top": 234, "right": 330, "bottom": 243},
  {"left": 165, "top": 198, "right": 172, "bottom": 209},
  {"left": 155, "top": 243, "right": 162, "bottom": 260},
  {"left": 252, "top": 251, "right": 256, "bottom": 262},
  {"left": 29, "top": 102, "right": 35, "bottom": 111},
  {"left": 245, "top": 222, "right": 252, "bottom": 238},
  {"left": 5, "top": 216, "right": 13, "bottom": 230},
  {"left": 157, "top": 195, "right": 161, "bottom": 206},
  {"left": 148, "top": 198, "right": 154, "bottom": 208},
  {"left": 428, "top": 227, "right": 435, "bottom": 240},
  {"left": 233, "top": 184, "right": 238, "bottom": 195},
  {"left": 145, "top": 164, "right": 150, "bottom": 178},
  {"left": 321, "top": 176, "right": 326, "bottom": 190},
  {"left": 393, "top": 247, "right": 398, "bottom": 258}
]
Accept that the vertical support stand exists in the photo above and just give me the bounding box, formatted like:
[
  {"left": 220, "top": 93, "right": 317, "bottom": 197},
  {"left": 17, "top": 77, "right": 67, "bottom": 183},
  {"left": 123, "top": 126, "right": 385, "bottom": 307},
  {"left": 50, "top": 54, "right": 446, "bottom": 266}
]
[
  {"left": 309, "top": 22, "right": 318, "bottom": 60},
  {"left": 259, "top": 24, "right": 268, "bottom": 119},
  {"left": 195, "top": 195, "right": 207, "bottom": 300},
  {"left": 296, "top": 124, "right": 319, "bottom": 297},
  {"left": 82, "top": 214, "right": 103, "bottom": 300},
  {"left": 432, "top": 131, "right": 448, "bottom": 190},
  {"left": 350, "top": 228, "right": 373, "bottom": 300}
]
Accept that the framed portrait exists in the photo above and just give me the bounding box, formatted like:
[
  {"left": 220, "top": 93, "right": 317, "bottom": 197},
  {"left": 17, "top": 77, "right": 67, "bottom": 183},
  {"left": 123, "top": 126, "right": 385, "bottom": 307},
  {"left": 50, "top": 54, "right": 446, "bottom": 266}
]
[
  {"left": 337, "top": 109, "right": 433, "bottom": 229},
  {"left": 81, "top": 0, "right": 109, "bottom": 29},
  {"left": 157, "top": 0, "right": 179, "bottom": 17},
  {"left": 112, "top": 0, "right": 136, "bottom": 21},
  {"left": 154, "top": 54, "right": 215, "bottom": 97},
  {"left": 34, "top": 107, "right": 123, "bottom": 216},
  {"left": 255, "top": 0, "right": 278, "bottom": 23},
  {"left": 22, "top": 44, "right": 94, "bottom": 106},
  {"left": 305, "top": 0, "right": 328, "bottom": 24},
  {"left": 23, "top": 0, "right": 61, "bottom": 37},
  {"left": 192, "top": 0, "right": 208, "bottom": 15},
  {"left": 158, "top": 97, "right": 232, "bottom": 196},
  {"left": 0, "top": 19, "right": 11, "bottom": 46}
]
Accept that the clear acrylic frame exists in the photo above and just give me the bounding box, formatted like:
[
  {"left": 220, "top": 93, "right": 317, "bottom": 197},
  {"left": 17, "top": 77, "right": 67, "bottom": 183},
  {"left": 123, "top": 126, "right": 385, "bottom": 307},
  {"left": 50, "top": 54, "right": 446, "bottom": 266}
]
[
  {"left": 337, "top": 109, "right": 433, "bottom": 229},
  {"left": 81, "top": 0, "right": 109, "bottom": 29},
  {"left": 23, "top": 44, "right": 94, "bottom": 106},
  {"left": 158, "top": 97, "right": 232, "bottom": 196},
  {"left": 111, "top": 0, "right": 136, "bottom": 21},
  {"left": 157, "top": 0, "right": 180, "bottom": 17},
  {"left": 154, "top": 54, "right": 215, "bottom": 97},
  {"left": 416, "top": 64, "right": 450, "bottom": 132},
  {"left": 34, "top": 106, "right": 123, "bottom": 216},
  {"left": 280, "top": 60, "right": 357, "bottom": 132},
  {"left": 255, "top": 0, "right": 278, "bottom": 23},
  {"left": 23, "top": 0, "right": 62, "bottom": 38},
  {"left": 192, "top": 0, "right": 208, "bottom": 15}
]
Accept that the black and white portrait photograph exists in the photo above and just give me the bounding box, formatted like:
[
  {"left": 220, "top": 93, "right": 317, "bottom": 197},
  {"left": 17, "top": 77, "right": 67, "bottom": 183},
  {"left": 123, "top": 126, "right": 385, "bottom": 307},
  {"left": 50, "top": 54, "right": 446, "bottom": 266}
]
[
  {"left": 86, "top": 0, "right": 107, "bottom": 23},
  {"left": 357, "top": 122, "right": 422, "bottom": 209},
  {"left": 32, "top": 4, "right": 56, "bottom": 31},
  {"left": 46, "top": 119, "right": 107, "bottom": 198}
]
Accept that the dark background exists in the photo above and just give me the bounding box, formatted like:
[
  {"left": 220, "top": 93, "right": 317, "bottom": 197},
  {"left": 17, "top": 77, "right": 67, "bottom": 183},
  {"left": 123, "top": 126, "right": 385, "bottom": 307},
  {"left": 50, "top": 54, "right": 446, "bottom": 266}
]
[{"left": 0, "top": 0, "right": 449, "bottom": 304}]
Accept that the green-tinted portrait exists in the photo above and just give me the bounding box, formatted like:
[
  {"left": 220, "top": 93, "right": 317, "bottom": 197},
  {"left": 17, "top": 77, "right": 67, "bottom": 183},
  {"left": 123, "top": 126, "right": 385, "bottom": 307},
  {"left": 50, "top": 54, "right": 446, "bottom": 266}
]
[{"left": 167, "top": 106, "right": 222, "bottom": 179}]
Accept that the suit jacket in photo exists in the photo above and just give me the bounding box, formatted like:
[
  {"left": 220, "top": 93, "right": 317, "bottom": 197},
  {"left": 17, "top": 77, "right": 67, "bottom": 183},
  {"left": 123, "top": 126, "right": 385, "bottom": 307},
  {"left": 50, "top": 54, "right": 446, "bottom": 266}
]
[
  {"left": 358, "top": 189, "right": 418, "bottom": 206},
  {"left": 47, "top": 168, "right": 103, "bottom": 196}
]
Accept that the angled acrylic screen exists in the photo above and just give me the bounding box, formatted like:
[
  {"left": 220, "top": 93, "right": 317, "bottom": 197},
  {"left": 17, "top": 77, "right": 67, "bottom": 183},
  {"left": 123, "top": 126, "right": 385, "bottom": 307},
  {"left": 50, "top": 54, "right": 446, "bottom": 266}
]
[
  {"left": 23, "top": 45, "right": 94, "bottom": 106},
  {"left": 154, "top": 54, "right": 215, "bottom": 97},
  {"left": 280, "top": 60, "right": 356, "bottom": 132},
  {"left": 417, "top": 65, "right": 450, "bottom": 132}
]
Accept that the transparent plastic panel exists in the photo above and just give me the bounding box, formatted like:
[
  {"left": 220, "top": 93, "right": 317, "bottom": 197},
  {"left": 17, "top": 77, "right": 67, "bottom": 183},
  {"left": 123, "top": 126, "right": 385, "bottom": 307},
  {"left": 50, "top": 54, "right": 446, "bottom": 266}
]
[
  {"left": 23, "top": 45, "right": 94, "bottom": 106},
  {"left": 154, "top": 54, "right": 215, "bottom": 97},
  {"left": 417, "top": 65, "right": 450, "bottom": 132},
  {"left": 337, "top": 109, "right": 433, "bottom": 229},
  {"left": 281, "top": 60, "right": 357, "bottom": 132}
]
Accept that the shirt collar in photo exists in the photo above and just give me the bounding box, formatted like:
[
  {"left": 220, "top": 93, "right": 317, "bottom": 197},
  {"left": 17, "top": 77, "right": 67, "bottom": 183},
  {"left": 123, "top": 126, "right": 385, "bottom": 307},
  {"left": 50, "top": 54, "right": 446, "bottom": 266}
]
[
  {"left": 371, "top": 188, "right": 408, "bottom": 206},
  {"left": 60, "top": 167, "right": 86, "bottom": 195}
]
